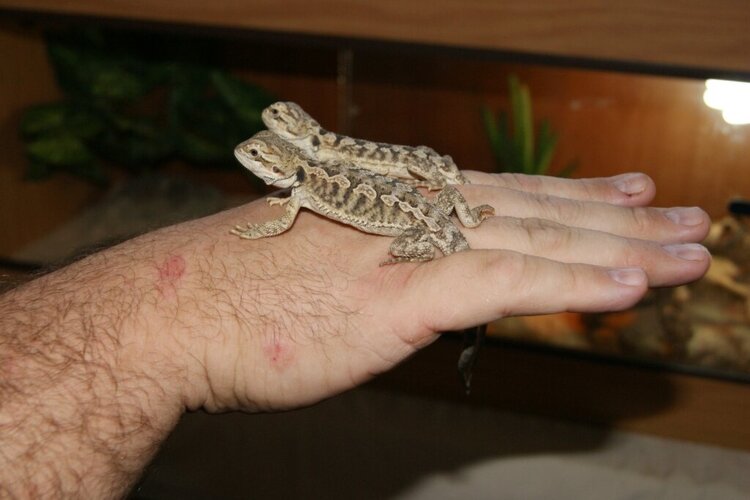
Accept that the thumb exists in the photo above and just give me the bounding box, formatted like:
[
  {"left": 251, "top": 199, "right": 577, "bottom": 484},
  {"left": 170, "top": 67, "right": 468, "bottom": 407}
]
[{"left": 400, "top": 249, "right": 648, "bottom": 333}]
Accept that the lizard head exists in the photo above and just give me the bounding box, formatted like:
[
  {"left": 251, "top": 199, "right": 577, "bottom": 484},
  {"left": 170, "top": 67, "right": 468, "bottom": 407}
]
[
  {"left": 262, "top": 101, "right": 319, "bottom": 140},
  {"left": 234, "top": 131, "right": 305, "bottom": 189}
]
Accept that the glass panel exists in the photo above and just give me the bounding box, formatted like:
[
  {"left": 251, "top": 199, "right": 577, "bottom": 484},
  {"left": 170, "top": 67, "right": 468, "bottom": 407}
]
[{"left": 346, "top": 47, "right": 750, "bottom": 380}]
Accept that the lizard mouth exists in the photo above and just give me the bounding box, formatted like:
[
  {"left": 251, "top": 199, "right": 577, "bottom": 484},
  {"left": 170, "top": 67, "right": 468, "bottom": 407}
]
[{"left": 267, "top": 172, "right": 297, "bottom": 188}]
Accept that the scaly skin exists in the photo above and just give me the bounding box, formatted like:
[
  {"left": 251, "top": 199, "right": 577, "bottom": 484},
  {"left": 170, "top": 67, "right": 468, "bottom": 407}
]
[
  {"left": 231, "top": 131, "right": 492, "bottom": 265},
  {"left": 262, "top": 101, "right": 468, "bottom": 190}
]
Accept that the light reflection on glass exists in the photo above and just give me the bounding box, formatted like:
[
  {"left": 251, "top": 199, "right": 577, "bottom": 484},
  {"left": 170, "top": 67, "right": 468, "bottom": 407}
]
[{"left": 703, "top": 79, "right": 750, "bottom": 125}]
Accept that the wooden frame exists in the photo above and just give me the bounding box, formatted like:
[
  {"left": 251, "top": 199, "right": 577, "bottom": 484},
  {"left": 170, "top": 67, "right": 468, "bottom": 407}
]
[{"left": 0, "top": 0, "right": 748, "bottom": 75}]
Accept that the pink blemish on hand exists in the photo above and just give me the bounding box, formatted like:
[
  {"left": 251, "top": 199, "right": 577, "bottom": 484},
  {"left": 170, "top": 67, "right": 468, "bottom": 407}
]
[
  {"left": 156, "top": 255, "right": 186, "bottom": 297},
  {"left": 263, "top": 336, "right": 295, "bottom": 371}
]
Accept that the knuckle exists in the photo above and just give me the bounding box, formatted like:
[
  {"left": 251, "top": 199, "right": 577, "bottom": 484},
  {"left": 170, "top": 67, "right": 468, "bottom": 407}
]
[
  {"left": 488, "top": 251, "right": 536, "bottom": 297},
  {"left": 517, "top": 217, "right": 571, "bottom": 252},
  {"left": 533, "top": 193, "right": 583, "bottom": 223},
  {"left": 579, "top": 179, "right": 601, "bottom": 201},
  {"left": 628, "top": 206, "right": 660, "bottom": 234},
  {"left": 495, "top": 172, "right": 538, "bottom": 191},
  {"left": 618, "top": 238, "right": 647, "bottom": 267}
]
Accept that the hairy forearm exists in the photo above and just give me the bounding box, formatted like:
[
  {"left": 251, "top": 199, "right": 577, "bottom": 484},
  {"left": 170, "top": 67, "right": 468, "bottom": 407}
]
[
  {"left": 0, "top": 202, "right": 338, "bottom": 497},
  {"left": 0, "top": 236, "right": 189, "bottom": 497}
]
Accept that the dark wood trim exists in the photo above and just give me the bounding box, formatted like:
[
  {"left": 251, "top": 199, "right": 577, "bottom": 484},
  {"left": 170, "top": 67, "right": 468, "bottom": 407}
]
[
  {"left": 371, "top": 337, "right": 750, "bottom": 451},
  {"left": 0, "top": 0, "right": 749, "bottom": 75}
]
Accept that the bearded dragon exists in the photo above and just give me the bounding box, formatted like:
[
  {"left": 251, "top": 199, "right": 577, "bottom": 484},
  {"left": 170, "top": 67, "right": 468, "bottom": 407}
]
[
  {"left": 232, "top": 131, "right": 491, "bottom": 263},
  {"left": 261, "top": 101, "right": 468, "bottom": 190}
]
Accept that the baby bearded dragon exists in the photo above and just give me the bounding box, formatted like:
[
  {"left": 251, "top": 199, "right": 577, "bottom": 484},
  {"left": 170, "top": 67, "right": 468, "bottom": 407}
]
[
  {"left": 261, "top": 101, "right": 468, "bottom": 190},
  {"left": 231, "top": 131, "right": 492, "bottom": 264}
]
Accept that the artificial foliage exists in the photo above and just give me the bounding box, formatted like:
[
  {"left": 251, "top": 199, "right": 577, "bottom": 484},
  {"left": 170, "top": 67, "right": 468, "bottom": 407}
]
[
  {"left": 482, "top": 75, "right": 576, "bottom": 176},
  {"left": 20, "top": 29, "right": 275, "bottom": 185}
]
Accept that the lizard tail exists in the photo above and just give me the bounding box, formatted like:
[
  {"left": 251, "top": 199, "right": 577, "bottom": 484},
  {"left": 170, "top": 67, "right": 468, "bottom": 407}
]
[{"left": 457, "top": 323, "right": 486, "bottom": 394}]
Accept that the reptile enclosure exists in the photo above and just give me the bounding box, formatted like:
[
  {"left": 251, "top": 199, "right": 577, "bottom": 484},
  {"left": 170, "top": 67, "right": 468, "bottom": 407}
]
[{"left": 1, "top": 0, "right": 749, "bottom": 459}]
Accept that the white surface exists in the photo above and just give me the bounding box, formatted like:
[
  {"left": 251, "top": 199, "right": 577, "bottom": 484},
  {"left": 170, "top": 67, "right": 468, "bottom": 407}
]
[
  {"left": 383, "top": 391, "right": 750, "bottom": 500},
  {"left": 398, "top": 440, "right": 749, "bottom": 500}
]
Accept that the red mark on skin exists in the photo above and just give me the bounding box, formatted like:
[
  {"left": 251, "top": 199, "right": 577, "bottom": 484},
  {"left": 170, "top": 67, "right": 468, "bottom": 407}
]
[
  {"left": 156, "top": 255, "right": 186, "bottom": 297},
  {"left": 0, "top": 359, "right": 15, "bottom": 380},
  {"left": 263, "top": 336, "right": 295, "bottom": 372}
]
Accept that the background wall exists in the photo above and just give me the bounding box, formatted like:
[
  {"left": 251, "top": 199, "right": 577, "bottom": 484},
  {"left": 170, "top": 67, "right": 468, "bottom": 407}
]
[
  {"left": 347, "top": 53, "right": 750, "bottom": 217},
  {"left": 0, "top": 24, "right": 100, "bottom": 255},
  {"left": 2, "top": 24, "right": 749, "bottom": 255}
]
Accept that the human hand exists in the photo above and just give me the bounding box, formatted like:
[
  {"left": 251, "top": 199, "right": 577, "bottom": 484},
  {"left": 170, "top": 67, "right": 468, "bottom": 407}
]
[
  {"left": 0, "top": 171, "right": 710, "bottom": 498},
  {"left": 149, "top": 171, "right": 710, "bottom": 413}
]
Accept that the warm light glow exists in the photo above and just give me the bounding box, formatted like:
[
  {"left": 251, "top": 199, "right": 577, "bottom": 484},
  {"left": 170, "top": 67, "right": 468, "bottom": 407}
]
[{"left": 703, "top": 79, "right": 750, "bottom": 125}]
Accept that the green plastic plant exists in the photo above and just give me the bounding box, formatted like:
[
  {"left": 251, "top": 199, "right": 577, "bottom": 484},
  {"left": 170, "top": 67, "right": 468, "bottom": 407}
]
[
  {"left": 481, "top": 75, "right": 576, "bottom": 176},
  {"left": 20, "top": 29, "right": 275, "bottom": 185}
]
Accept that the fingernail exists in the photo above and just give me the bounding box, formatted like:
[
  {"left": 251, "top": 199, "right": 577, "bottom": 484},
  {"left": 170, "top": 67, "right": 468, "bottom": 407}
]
[
  {"left": 612, "top": 173, "right": 647, "bottom": 196},
  {"left": 663, "top": 243, "right": 710, "bottom": 261},
  {"left": 664, "top": 207, "right": 705, "bottom": 226},
  {"left": 608, "top": 267, "right": 646, "bottom": 286}
]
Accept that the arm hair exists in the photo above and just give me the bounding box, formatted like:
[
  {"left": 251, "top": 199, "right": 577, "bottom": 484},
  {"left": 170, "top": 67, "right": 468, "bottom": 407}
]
[{"left": 0, "top": 240, "right": 185, "bottom": 498}]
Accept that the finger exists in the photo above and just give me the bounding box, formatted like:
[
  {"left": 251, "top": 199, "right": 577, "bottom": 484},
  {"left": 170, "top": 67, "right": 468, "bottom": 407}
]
[
  {"left": 466, "top": 217, "right": 711, "bottom": 287},
  {"left": 456, "top": 184, "right": 710, "bottom": 244},
  {"left": 463, "top": 171, "right": 656, "bottom": 207},
  {"left": 399, "top": 249, "right": 648, "bottom": 333}
]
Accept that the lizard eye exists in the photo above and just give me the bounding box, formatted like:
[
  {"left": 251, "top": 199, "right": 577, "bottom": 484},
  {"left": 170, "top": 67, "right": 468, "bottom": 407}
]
[
  {"left": 249, "top": 149, "right": 259, "bottom": 157},
  {"left": 272, "top": 166, "right": 281, "bottom": 174},
  {"left": 271, "top": 109, "right": 279, "bottom": 115}
]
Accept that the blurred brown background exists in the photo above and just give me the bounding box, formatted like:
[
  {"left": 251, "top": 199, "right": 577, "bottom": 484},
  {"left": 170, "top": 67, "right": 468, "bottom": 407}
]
[{"left": 2, "top": 21, "right": 750, "bottom": 255}]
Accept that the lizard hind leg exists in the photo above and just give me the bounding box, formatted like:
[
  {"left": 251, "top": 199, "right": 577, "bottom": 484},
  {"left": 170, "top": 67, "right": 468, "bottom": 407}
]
[
  {"left": 435, "top": 186, "right": 495, "bottom": 228},
  {"left": 381, "top": 227, "right": 435, "bottom": 266}
]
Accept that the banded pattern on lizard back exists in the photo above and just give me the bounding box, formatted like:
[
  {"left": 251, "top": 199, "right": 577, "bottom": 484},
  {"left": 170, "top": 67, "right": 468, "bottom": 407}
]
[
  {"left": 231, "top": 131, "right": 492, "bottom": 265},
  {"left": 262, "top": 101, "right": 468, "bottom": 190}
]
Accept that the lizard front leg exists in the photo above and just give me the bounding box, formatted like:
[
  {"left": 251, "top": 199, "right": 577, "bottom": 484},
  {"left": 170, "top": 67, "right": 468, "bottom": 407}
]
[
  {"left": 267, "top": 196, "right": 291, "bottom": 207},
  {"left": 231, "top": 196, "right": 302, "bottom": 239},
  {"left": 435, "top": 186, "right": 494, "bottom": 228},
  {"left": 381, "top": 227, "right": 435, "bottom": 266}
]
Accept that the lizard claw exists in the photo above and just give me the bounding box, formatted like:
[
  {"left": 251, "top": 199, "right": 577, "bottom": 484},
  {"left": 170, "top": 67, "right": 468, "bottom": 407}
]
[
  {"left": 379, "top": 256, "right": 432, "bottom": 266},
  {"left": 416, "top": 180, "right": 446, "bottom": 191},
  {"left": 267, "top": 197, "right": 290, "bottom": 207},
  {"left": 476, "top": 205, "right": 495, "bottom": 221},
  {"left": 231, "top": 224, "right": 258, "bottom": 239}
]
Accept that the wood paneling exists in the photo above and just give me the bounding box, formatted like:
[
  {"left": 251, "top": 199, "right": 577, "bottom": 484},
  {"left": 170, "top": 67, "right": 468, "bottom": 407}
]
[{"left": 0, "top": 0, "right": 748, "bottom": 74}]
